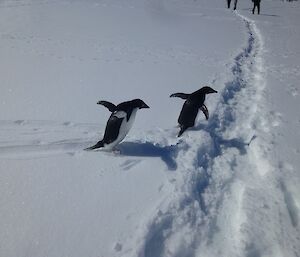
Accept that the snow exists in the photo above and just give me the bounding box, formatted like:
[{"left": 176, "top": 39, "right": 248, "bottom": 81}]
[{"left": 0, "top": 0, "right": 299, "bottom": 257}]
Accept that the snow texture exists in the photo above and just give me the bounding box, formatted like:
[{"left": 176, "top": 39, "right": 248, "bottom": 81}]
[{"left": 0, "top": 0, "right": 300, "bottom": 257}]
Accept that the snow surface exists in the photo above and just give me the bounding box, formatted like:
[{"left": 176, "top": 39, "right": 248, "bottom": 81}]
[{"left": 0, "top": 0, "right": 300, "bottom": 256}]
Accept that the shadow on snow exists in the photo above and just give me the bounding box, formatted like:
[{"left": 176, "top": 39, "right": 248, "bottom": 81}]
[{"left": 118, "top": 141, "right": 179, "bottom": 171}]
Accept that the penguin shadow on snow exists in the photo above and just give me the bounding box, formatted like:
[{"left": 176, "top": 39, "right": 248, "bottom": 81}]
[
  {"left": 259, "top": 14, "right": 279, "bottom": 17},
  {"left": 118, "top": 141, "right": 179, "bottom": 171},
  {"left": 194, "top": 121, "right": 257, "bottom": 157},
  {"left": 190, "top": 123, "right": 256, "bottom": 214}
]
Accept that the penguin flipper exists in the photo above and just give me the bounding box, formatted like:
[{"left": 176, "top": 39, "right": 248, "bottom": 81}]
[
  {"left": 97, "top": 101, "right": 116, "bottom": 112},
  {"left": 200, "top": 104, "right": 209, "bottom": 120},
  {"left": 170, "top": 93, "right": 190, "bottom": 99}
]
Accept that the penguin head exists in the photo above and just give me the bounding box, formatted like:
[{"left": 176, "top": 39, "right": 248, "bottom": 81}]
[
  {"left": 201, "top": 86, "right": 218, "bottom": 94},
  {"left": 131, "top": 99, "right": 150, "bottom": 109}
]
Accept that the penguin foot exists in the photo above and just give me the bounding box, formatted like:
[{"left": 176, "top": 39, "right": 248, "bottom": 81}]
[{"left": 112, "top": 147, "right": 121, "bottom": 154}]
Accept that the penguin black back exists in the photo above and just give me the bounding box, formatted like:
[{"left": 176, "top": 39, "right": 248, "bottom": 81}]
[{"left": 115, "top": 99, "right": 149, "bottom": 121}]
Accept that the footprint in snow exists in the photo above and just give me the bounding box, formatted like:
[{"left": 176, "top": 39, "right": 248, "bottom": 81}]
[
  {"left": 14, "top": 120, "right": 27, "bottom": 125},
  {"left": 287, "top": 84, "right": 298, "bottom": 97},
  {"left": 114, "top": 242, "right": 123, "bottom": 252},
  {"left": 269, "top": 111, "right": 282, "bottom": 127},
  {"left": 62, "top": 121, "right": 74, "bottom": 127}
]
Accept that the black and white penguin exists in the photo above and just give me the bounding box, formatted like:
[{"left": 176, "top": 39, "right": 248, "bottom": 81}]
[
  {"left": 85, "top": 99, "right": 149, "bottom": 151},
  {"left": 170, "top": 86, "right": 217, "bottom": 137}
]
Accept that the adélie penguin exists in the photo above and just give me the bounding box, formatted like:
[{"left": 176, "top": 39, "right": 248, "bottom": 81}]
[
  {"left": 85, "top": 99, "right": 149, "bottom": 151},
  {"left": 170, "top": 86, "right": 217, "bottom": 137}
]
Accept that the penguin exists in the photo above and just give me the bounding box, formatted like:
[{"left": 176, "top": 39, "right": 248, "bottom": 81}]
[
  {"left": 170, "top": 86, "right": 217, "bottom": 137},
  {"left": 85, "top": 99, "right": 149, "bottom": 151}
]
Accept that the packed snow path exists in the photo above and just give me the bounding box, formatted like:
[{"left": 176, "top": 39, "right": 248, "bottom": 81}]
[{"left": 125, "top": 13, "right": 300, "bottom": 257}]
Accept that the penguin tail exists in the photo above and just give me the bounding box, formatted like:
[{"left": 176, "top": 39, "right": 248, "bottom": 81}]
[
  {"left": 178, "top": 125, "right": 188, "bottom": 137},
  {"left": 85, "top": 140, "right": 104, "bottom": 151}
]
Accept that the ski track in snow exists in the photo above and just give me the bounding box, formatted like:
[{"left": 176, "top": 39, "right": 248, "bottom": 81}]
[
  {"left": 0, "top": 120, "right": 98, "bottom": 159},
  {"left": 0, "top": 32, "right": 219, "bottom": 67}
]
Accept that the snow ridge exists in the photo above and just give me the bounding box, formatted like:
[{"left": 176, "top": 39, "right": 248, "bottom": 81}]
[{"left": 127, "top": 12, "right": 274, "bottom": 257}]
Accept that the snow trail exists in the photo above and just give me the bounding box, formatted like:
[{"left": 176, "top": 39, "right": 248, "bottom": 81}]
[{"left": 124, "top": 11, "right": 276, "bottom": 257}]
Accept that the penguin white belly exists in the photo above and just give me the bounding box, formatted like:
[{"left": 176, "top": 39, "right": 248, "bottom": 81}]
[{"left": 103, "top": 108, "right": 138, "bottom": 150}]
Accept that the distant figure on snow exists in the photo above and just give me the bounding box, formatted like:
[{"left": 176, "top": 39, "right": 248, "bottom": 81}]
[
  {"left": 170, "top": 86, "right": 218, "bottom": 137},
  {"left": 227, "top": 0, "right": 238, "bottom": 10},
  {"left": 252, "top": 0, "right": 261, "bottom": 14}
]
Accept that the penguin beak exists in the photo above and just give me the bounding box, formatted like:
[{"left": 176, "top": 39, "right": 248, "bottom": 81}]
[
  {"left": 141, "top": 103, "right": 150, "bottom": 109},
  {"left": 208, "top": 89, "right": 218, "bottom": 94}
]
